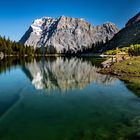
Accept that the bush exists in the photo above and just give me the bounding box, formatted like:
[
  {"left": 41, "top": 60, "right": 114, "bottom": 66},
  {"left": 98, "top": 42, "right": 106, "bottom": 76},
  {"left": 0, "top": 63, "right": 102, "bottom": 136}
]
[
  {"left": 105, "top": 49, "right": 122, "bottom": 55},
  {"left": 128, "top": 44, "right": 140, "bottom": 56}
]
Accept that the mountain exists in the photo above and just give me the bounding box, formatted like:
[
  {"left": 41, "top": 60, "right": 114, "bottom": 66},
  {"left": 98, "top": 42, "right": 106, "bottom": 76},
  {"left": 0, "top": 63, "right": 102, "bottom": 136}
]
[
  {"left": 20, "top": 16, "right": 119, "bottom": 53},
  {"left": 105, "top": 12, "right": 140, "bottom": 50}
]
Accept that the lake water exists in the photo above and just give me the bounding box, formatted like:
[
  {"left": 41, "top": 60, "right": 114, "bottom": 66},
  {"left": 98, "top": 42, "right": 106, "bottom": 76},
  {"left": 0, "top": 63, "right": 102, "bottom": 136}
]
[{"left": 0, "top": 57, "right": 140, "bottom": 140}]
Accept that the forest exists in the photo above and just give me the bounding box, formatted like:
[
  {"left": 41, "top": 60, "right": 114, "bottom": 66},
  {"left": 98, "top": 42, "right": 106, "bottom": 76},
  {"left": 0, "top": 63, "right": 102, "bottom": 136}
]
[{"left": 0, "top": 36, "right": 41, "bottom": 56}]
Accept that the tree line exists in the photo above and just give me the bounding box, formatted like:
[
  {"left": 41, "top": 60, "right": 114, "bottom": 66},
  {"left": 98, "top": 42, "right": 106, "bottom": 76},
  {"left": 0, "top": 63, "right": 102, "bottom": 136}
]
[
  {"left": 0, "top": 36, "right": 109, "bottom": 56},
  {"left": 0, "top": 36, "right": 42, "bottom": 56},
  {"left": 128, "top": 44, "right": 140, "bottom": 56}
]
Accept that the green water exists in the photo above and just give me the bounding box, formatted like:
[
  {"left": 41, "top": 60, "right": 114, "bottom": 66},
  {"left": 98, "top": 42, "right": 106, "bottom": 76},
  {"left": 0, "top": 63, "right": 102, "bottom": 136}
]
[{"left": 0, "top": 57, "right": 140, "bottom": 140}]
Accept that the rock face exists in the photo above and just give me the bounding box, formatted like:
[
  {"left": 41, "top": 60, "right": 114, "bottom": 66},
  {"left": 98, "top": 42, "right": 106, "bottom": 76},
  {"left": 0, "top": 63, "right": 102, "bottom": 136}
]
[
  {"left": 22, "top": 57, "right": 116, "bottom": 91},
  {"left": 20, "top": 16, "right": 119, "bottom": 53},
  {"left": 106, "top": 12, "right": 140, "bottom": 50}
]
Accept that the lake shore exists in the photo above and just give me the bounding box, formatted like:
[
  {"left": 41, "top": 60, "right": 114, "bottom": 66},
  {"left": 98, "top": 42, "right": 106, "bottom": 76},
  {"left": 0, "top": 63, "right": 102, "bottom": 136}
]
[
  {"left": 0, "top": 53, "right": 108, "bottom": 60},
  {"left": 100, "top": 56, "right": 140, "bottom": 96}
]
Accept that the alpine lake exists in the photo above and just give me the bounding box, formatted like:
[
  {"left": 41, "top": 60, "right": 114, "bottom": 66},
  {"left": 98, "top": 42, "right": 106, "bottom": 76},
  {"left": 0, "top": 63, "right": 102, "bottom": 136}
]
[{"left": 0, "top": 56, "right": 140, "bottom": 140}]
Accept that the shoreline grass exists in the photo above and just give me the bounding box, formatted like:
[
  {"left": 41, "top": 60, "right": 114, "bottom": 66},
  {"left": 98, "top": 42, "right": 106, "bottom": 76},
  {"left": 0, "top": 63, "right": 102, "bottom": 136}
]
[{"left": 100, "top": 56, "right": 140, "bottom": 96}]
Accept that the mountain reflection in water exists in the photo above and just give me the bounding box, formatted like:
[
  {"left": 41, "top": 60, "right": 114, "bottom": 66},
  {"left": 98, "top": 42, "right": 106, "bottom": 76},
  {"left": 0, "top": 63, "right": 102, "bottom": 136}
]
[{"left": 22, "top": 57, "right": 117, "bottom": 91}]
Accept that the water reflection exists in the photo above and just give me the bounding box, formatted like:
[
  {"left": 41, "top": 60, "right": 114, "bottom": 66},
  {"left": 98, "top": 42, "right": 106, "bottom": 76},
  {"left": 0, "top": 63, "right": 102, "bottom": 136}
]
[
  {"left": 22, "top": 57, "right": 117, "bottom": 91},
  {"left": 0, "top": 57, "right": 140, "bottom": 140}
]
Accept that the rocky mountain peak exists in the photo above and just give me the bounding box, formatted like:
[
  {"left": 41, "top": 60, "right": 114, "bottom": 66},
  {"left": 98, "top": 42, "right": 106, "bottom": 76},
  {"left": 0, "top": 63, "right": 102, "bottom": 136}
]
[
  {"left": 31, "top": 17, "right": 57, "bottom": 36},
  {"left": 20, "top": 16, "right": 119, "bottom": 53},
  {"left": 102, "top": 22, "right": 118, "bottom": 29},
  {"left": 56, "top": 16, "right": 91, "bottom": 31}
]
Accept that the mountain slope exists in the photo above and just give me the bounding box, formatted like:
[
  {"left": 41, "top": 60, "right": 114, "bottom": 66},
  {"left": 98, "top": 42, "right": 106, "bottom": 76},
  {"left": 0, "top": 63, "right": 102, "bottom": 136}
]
[
  {"left": 105, "top": 12, "right": 140, "bottom": 50},
  {"left": 20, "top": 16, "right": 119, "bottom": 53}
]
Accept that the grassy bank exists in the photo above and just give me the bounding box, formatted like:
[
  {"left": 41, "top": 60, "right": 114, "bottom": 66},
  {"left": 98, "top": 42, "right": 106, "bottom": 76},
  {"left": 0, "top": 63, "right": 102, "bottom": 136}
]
[
  {"left": 100, "top": 56, "right": 140, "bottom": 96},
  {"left": 104, "top": 44, "right": 140, "bottom": 56}
]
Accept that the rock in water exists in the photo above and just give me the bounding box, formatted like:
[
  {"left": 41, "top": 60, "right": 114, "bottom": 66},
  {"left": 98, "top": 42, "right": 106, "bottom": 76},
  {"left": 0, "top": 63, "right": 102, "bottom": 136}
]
[{"left": 20, "top": 16, "right": 119, "bottom": 53}]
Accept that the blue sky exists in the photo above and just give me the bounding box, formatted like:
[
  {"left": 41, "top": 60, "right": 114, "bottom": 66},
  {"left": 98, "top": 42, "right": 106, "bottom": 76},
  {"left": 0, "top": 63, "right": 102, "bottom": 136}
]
[{"left": 0, "top": 0, "right": 140, "bottom": 41}]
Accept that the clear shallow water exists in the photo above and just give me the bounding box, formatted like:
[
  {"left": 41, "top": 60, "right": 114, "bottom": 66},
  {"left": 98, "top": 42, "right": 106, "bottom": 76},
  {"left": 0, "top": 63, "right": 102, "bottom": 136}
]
[{"left": 0, "top": 57, "right": 140, "bottom": 140}]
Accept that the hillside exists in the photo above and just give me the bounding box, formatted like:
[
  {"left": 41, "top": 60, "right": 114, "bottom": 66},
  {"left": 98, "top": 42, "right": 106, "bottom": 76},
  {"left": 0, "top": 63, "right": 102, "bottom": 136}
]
[{"left": 105, "top": 12, "right": 140, "bottom": 50}]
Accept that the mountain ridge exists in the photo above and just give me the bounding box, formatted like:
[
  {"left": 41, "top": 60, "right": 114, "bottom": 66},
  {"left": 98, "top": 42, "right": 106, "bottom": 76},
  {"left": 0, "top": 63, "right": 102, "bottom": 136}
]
[
  {"left": 20, "top": 16, "right": 119, "bottom": 53},
  {"left": 105, "top": 12, "right": 140, "bottom": 50}
]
